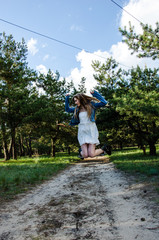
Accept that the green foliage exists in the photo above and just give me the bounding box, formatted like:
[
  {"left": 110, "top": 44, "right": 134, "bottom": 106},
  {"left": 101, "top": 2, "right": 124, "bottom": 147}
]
[
  {"left": 1, "top": 24, "right": 158, "bottom": 160},
  {"left": 92, "top": 58, "right": 128, "bottom": 148},
  {"left": 0, "top": 32, "right": 89, "bottom": 160},
  {"left": 115, "top": 66, "right": 159, "bottom": 118},
  {"left": 0, "top": 153, "right": 78, "bottom": 200},
  {"left": 119, "top": 22, "right": 159, "bottom": 60},
  {"left": 0, "top": 32, "right": 37, "bottom": 160},
  {"left": 92, "top": 56, "right": 159, "bottom": 155},
  {"left": 35, "top": 70, "right": 71, "bottom": 156},
  {"left": 115, "top": 66, "right": 159, "bottom": 143},
  {"left": 77, "top": 77, "right": 87, "bottom": 93},
  {"left": 0, "top": 32, "right": 78, "bottom": 159},
  {"left": 111, "top": 146, "right": 159, "bottom": 176}
]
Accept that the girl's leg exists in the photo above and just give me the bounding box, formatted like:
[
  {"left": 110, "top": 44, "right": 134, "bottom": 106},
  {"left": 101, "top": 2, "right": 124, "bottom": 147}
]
[
  {"left": 81, "top": 144, "right": 89, "bottom": 158},
  {"left": 88, "top": 144, "right": 104, "bottom": 158}
]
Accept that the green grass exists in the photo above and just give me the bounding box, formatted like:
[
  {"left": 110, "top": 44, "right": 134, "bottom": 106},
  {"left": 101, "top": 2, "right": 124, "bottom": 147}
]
[
  {"left": 111, "top": 147, "right": 159, "bottom": 176},
  {"left": 0, "top": 153, "right": 79, "bottom": 201},
  {"left": 111, "top": 146, "right": 159, "bottom": 197},
  {"left": 1, "top": 147, "right": 159, "bottom": 202}
]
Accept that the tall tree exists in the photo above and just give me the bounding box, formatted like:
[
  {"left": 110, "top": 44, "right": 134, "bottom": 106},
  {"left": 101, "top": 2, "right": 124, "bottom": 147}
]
[
  {"left": 0, "top": 32, "right": 36, "bottom": 160},
  {"left": 115, "top": 66, "right": 159, "bottom": 155},
  {"left": 37, "top": 70, "right": 66, "bottom": 156},
  {"left": 119, "top": 22, "right": 159, "bottom": 60},
  {"left": 92, "top": 58, "right": 159, "bottom": 155},
  {"left": 92, "top": 58, "right": 131, "bottom": 148}
]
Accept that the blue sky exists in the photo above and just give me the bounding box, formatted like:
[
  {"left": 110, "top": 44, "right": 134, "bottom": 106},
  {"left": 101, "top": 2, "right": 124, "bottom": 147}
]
[{"left": 0, "top": 0, "right": 159, "bottom": 91}]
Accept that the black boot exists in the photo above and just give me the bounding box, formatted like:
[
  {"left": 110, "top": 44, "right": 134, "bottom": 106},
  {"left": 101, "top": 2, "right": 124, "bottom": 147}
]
[
  {"left": 78, "top": 147, "right": 84, "bottom": 159},
  {"left": 101, "top": 144, "right": 112, "bottom": 155}
]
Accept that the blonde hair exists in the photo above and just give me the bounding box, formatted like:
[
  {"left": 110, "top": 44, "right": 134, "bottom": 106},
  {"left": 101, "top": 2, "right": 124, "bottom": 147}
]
[{"left": 73, "top": 93, "right": 100, "bottom": 119}]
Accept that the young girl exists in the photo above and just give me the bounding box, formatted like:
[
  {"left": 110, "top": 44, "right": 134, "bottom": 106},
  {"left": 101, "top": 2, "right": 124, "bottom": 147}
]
[{"left": 65, "top": 90, "right": 111, "bottom": 158}]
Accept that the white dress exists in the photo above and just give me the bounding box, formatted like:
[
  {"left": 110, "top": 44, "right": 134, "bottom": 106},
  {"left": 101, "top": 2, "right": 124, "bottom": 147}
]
[{"left": 78, "top": 111, "right": 100, "bottom": 146}]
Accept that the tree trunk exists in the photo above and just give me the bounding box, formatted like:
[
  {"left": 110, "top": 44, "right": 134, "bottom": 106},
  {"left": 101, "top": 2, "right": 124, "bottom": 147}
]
[
  {"left": 149, "top": 142, "right": 156, "bottom": 156},
  {"left": 51, "top": 138, "right": 53, "bottom": 157},
  {"left": 19, "top": 135, "right": 25, "bottom": 156},
  {"left": 142, "top": 146, "right": 146, "bottom": 155},
  {"left": 0, "top": 146, "right": 3, "bottom": 158},
  {"left": 26, "top": 137, "right": 32, "bottom": 157},
  {"left": 138, "top": 142, "right": 146, "bottom": 155},
  {"left": 53, "top": 142, "right": 56, "bottom": 157},
  {"left": 51, "top": 137, "right": 56, "bottom": 157},
  {"left": 120, "top": 142, "right": 123, "bottom": 150},
  {"left": 50, "top": 123, "right": 60, "bottom": 157},
  {"left": 28, "top": 137, "right": 32, "bottom": 157},
  {"left": 1, "top": 121, "right": 10, "bottom": 160},
  {"left": 8, "top": 138, "right": 13, "bottom": 158},
  {"left": 11, "top": 127, "right": 17, "bottom": 160},
  {"left": 25, "top": 138, "right": 29, "bottom": 156},
  {"left": 2, "top": 140, "right": 10, "bottom": 160},
  {"left": 68, "top": 146, "right": 71, "bottom": 155}
]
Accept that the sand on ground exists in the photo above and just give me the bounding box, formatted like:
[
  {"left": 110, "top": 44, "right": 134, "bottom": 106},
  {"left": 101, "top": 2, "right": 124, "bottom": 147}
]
[{"left": 0, "top": 160, "right": 159, "bottom": 240}]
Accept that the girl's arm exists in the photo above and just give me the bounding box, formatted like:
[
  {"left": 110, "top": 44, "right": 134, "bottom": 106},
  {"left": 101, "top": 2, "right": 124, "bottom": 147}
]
[
  {"left": 65, "top": 95, "right": 75, "bottom": 113},
  {"left": 91, "top": 90, "right": 107, "bottom": 108}
]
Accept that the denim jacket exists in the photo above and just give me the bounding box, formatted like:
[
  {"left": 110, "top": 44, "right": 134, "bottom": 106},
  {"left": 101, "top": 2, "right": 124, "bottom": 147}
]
[{"left": 65, "top": 90, "right": 107, "bottom": 126}]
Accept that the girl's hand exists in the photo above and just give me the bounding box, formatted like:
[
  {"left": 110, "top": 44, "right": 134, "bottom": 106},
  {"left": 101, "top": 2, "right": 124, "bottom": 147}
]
[
  {"left": 66, "top": 93, "right": 70, "bottom": 96},
  {"left": 90, "top": 89, "right": 94, "bottom": 94}
]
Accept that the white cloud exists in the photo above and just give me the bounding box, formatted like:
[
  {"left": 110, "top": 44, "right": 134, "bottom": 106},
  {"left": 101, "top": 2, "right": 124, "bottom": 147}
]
[
  {"left": 42, "top": 43, "right": 48, "bottom": 48},
  {"left": 66, "top": 50, "right": 110, "bottom": 93},
  {"left": 120, "top": 0, "right": 159, "bottom": 33},
  {"left": 36, "top": 64, "right": 48, "bottom": 75},
  {"left": 110, "top": 41, "right": 158, "bottom": 69},
  {"left": 70, "top": 24, "right": 83, "bottom": 32},
  {"left": 27, "top": 38, "right": 39, "bottom": 56},
  {"left": 114, "top": 0, "right": 159, "bottom": 69},
  {"left": 43, "top": 54, "right": 49, "bottom": 61},
  {"left": 66, "top": 0, "right": 159, "bottom": 93}
]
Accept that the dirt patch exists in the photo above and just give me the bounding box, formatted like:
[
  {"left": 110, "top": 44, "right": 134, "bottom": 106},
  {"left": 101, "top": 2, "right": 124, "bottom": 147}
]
[{"left": 0, "top": 161, "right": 159, "bottom": 239}]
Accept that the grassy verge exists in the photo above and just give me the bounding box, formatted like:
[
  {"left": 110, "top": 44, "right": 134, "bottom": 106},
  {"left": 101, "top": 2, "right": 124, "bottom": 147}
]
[
  {"left": 0, "top": 153, "right": 79, "bottom": 201},
  {"left": 1, "top": 148, "right": 159, "bottom": 202},
  {"left": 111, "top": 146, "right": 159, "bottom": 195}
]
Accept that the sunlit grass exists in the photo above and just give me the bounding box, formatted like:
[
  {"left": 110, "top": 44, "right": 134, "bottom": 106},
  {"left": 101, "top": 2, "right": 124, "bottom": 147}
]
[
  {"left": 111, "top": 146, "right": 159, "bottom": 199},
  {"left": 111, "top": 146, "right": 159, "bottom": 176},
  {"left": 1, "top": 147, "right": 159, "bottom": 201},
  {"left": 0, "top": 153, "right": 79, "bottom": 201}
]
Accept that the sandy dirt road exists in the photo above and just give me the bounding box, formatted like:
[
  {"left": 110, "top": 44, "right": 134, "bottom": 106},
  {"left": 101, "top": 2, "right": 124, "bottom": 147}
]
[{"left": 0, "top": 160, "right": 159, "bottom": 240}]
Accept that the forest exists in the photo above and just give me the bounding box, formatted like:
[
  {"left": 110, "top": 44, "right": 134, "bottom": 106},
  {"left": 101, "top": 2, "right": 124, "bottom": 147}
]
[{"left": 0, "top": 22, "right": 159, "bottom": 160}]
